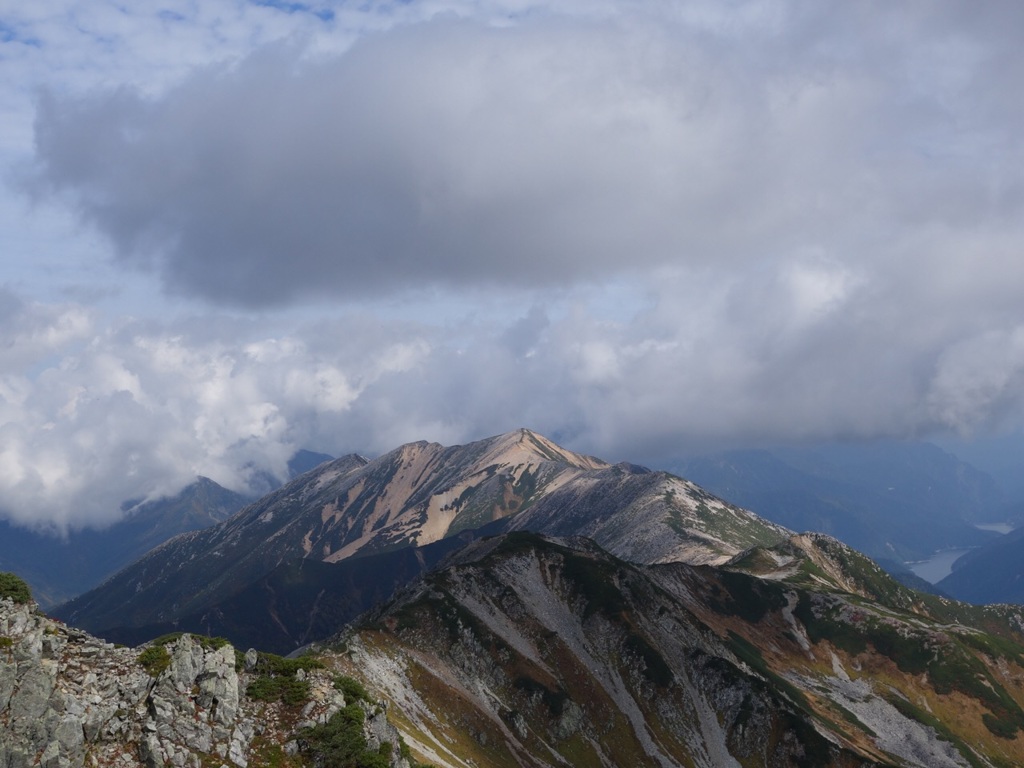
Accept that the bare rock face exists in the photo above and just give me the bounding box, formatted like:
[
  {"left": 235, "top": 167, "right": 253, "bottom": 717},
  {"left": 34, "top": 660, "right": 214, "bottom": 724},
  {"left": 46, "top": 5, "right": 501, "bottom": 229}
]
[
  {"left": 0, "top": 597, "right": 409, "bottom": 768},
  {"left": 1, "top": 596, "right": 148, "bottom": 768},
  {"left": 143, "top": 635, "right": 246, "bottom": 767}
]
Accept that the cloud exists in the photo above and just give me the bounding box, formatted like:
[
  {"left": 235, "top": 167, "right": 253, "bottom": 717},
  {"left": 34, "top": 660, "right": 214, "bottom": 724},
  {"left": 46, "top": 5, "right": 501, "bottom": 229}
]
[
  {"left": 926, "top": 328, "right": 1024, "bottom": 433},
  {"left": 0, "top": 288, "right": 93, "bottom": 370},
  {"left": 26, "top": 4, "right": 1024, "bottom": 331},
  {"left": 22, "top": 6, "right": 969, "bottom": 305},
  {"left": 8, "top": 2, "right": 1024, "bottom": 529},
  {"left": 0, "top": 300, "right": 432, "bottom": 532},
  {"left": 6, "top": 265, "right": 1024, "bottom": 532}
]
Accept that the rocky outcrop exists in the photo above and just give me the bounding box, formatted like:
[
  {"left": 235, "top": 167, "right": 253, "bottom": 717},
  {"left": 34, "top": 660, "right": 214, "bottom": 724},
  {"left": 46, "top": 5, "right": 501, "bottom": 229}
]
[{"left": 0, "top": 597, "right": 409, "bottom": 768}]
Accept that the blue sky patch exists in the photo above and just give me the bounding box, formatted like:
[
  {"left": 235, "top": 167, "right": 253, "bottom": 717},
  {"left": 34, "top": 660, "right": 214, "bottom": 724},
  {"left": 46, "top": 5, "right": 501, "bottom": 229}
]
[
  {"left": 0, "top": 21, "right": 41, "bottom": 47},
  {"left": 250, "top": 0, "right": 335, "bottom": 22}
]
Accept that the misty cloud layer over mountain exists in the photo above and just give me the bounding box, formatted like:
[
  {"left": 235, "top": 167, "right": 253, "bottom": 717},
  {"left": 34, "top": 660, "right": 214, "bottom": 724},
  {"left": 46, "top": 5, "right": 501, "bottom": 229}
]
[{"left": 4, "top": 1, "right": 1024, "bottom": 529}]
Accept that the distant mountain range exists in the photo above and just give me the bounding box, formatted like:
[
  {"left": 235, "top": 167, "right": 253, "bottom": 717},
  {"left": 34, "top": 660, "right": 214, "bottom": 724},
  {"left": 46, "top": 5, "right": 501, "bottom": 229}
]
[
  {"left": 55, "top": 430, "right": 1024, "bottom": 647},
  {"left": 0, "top": 449, "right": 334, "bottom": 607},
  {"left": 672, "top": 440, "right": 1003, "bottom": 566},
  {"left": 939, "top": 525, "right": 1024, "bottom": 604},
  {"left": 0, "top": 478, "right": 250, "bottom": 608},
  {"left": 11, "top": 431, "right": 1019, "bottom": 613}
]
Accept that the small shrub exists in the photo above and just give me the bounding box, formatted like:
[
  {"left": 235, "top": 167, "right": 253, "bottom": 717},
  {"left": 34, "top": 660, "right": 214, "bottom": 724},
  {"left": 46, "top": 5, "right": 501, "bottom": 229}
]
[
  {"left": 196, "top": 635, "right": 231, "bottom": 651},
  {"left": 249, "top": 738, "right": 305, "bottom": 768},
  {"left": 247, "top": 675, "right": 310, "bottom": 705},
  {"left": 513, "top": 675, "right": 569, "bottom": 716},
  {"left": 151, "top": 632, "right": 230, "bottom": 651},
  {"left": 334, "top": 675, "right": 371, "bottom": 704},
  {"left": 253, "top": 651, "right": 324, "bottom": 677},
  {"left": 301, "top": 704, "right": 392, "bottom": 768},
  {"left": 245, "top": 675, "right": 281, "bottom": 701},
  {"left": 625, "top": 633, "right": 674, "bottom": 687},
  {"left": 716, "top": 570, "right": 787, "bottom": 623},
  {"left": 245, "top": 650, "right": 321, "bottom": 707},
  {"left": 983, "top": 712, "right": 1019, "bottom": 739},
  {"left": 0, "top": 573, "right": 31, "bottom": 604},
  {"left": 151, "top": 632, "right": 185, "bottom": 646},
  {"left": 281, "top": 677, "right": 312, "bottom": 707},
  {"left": 138, "top": 645, "right": 171, "bottom": 678},
  {"left": 561, "top": 553, "right": 626, "bottom": 619}
]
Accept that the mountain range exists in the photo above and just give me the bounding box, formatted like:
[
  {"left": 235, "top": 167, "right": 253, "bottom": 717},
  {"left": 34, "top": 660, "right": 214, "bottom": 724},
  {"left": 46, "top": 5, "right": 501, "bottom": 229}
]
[
  {"left": 673, "top": 440, "right": 1004, "bottom": 567},
  {"left": 0, "top": 477, "right": 250, "bottom": 608},
  {"left": 8, "top": 511, "right": 1024, "bottom": 765},
  {"left": 0, "top": 449, "right": 333, "bottom": 608},
  {"left": 55, "top": 429, "right": 787, "bottom": 645},
  {"left": 7, "top": 429, "right": 1024, "bottom": 766}
]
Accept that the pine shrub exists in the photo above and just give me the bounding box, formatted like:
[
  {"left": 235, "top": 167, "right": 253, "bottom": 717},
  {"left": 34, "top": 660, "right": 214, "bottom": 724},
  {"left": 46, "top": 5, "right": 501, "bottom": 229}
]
[{"left": 0, "top": 572, "right": 31, "bottom": 604}]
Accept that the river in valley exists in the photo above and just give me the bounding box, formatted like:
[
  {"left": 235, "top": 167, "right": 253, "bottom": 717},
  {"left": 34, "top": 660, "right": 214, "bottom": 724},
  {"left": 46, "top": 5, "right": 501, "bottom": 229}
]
[
  {"left": 907, "top": 548, "right": 973, "bottom": 584},
  {"left": 906, "top": 522, "right": 1017, "bottom": 584}
]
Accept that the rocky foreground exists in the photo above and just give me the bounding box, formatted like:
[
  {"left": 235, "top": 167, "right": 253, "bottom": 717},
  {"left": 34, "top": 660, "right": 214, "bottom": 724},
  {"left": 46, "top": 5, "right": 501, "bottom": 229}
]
[
  {"left": 0, "top": 595, "right": 410, "bottom": 768},
  {"left": 9, "top": 522, "right": 1024, "bottom": 767}
]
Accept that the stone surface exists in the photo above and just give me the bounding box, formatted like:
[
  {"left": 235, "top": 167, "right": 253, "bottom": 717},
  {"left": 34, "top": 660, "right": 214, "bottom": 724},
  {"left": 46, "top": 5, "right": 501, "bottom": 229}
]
[{"left": 0, "top": 597, "right": 408, "bottom": 768}]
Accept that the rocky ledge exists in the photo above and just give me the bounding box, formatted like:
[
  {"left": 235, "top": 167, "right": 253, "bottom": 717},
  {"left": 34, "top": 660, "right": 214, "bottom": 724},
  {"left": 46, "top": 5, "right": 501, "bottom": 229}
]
[{"left": 0, "top": 597, "right": 409, "bottom": 768}]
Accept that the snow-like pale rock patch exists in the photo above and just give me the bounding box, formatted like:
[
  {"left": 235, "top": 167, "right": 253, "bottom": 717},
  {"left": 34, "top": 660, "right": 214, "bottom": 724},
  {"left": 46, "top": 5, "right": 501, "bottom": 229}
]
[{"left": 804, "top": 674, "right": 972, "bottom": 768}]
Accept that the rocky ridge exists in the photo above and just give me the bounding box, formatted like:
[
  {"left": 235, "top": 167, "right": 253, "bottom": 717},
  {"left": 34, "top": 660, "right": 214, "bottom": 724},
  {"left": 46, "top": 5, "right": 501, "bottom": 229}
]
[
  {"left": 0, "top": 596, "right": 409, "bottom": 768},
  {"left": 326, "top": 532, "right": 1024, "bottom": 768}
]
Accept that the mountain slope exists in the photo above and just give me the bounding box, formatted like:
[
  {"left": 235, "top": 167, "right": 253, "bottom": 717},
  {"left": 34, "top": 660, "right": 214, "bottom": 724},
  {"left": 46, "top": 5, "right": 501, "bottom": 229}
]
[
  {"left": 53, "top": 452, "right": 372, "bottom": 631},
  {"left": 15, "top": 530, "right": 1024, "bottom": 768},
  {"left": 93, "top": 528, "right": 500, "bottom": 655},
  {"left": 333, "top": 532, "right": 1024, "bottom": 768},
  {"left": 56, "top": 429, "right": 787, "bottom": 639},
  {"left": 509, "top": 462, "right": 785, "bottom": 564}
]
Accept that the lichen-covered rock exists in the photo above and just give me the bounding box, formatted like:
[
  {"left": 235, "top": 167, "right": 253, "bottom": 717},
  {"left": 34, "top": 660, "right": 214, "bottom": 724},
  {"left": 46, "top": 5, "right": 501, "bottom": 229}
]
[{"left": 0, "top": 597, "right": 409, "bottom": 768}]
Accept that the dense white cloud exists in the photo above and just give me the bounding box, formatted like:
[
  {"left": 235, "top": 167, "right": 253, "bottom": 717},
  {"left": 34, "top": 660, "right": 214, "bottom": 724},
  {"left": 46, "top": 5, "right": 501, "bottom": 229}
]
[
  {"left": 3, "top": 267, "right": 1022, "bottom": 531},
  {"left": 4, "top": 1, "right": 1024, "bottom": 528},
  {"left": 926, "top": 328, "right": 1024, "bottom": 433},
  {"left": 31, "top": 4, "right": 1024, "bottom": 306},
  {"left": 0, "top": 299, "right": 440, "bottom": 531}
]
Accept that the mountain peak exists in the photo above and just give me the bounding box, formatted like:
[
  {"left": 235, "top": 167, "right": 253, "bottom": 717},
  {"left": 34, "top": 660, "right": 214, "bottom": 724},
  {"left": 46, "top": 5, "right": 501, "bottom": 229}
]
[{"left": 475, "top": 428, "right": 608, "bottom": 471}]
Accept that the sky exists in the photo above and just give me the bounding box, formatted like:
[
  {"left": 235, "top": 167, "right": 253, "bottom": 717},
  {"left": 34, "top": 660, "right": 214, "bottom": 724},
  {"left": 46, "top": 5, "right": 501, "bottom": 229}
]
[{"left": 2, "top": 0, "right": 1024, "bottom": 532}]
